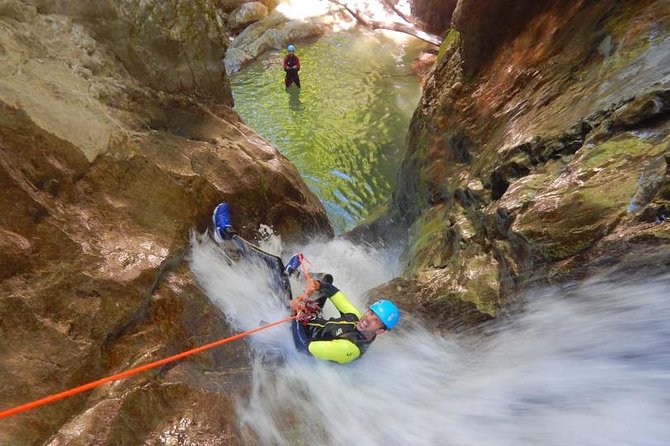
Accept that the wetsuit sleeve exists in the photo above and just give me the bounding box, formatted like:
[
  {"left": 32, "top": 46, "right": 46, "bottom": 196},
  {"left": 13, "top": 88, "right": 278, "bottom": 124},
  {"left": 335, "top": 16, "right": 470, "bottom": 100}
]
[
  {"left": 283, "top": 56, "right": 288, "bottom": 70},
  {"left": 318, "top": 282, "right": 362, "bottom": 318},
  {"left": 295, "top": 55, "right": 300, "bottom": 70},
  {"left": 308, "top": 339, "right": 361, "bottom": 364}
]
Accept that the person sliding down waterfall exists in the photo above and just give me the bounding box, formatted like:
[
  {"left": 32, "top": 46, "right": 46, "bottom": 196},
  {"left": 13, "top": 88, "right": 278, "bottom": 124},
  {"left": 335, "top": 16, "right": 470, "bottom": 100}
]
[
  {"left": 211, "top": 202, "right": 400, "bottom": 364},
  {"left": 287, "top": 266, "right": 401, "bottom": 364},
  {"left": 283, "top": 44, "right": 301, "bottom": 90}
]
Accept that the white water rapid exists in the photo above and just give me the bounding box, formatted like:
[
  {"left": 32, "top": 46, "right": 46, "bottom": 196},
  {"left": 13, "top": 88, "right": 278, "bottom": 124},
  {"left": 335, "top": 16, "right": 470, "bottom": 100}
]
[{"left": 190, "top": 232, "right": 670, "bottom": 446}]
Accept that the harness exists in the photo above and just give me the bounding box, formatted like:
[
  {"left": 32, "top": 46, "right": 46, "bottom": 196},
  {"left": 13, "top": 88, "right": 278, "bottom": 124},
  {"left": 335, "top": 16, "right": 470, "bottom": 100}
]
[{"left": 284, "top": 54, "right": 299, "bottom": 70}]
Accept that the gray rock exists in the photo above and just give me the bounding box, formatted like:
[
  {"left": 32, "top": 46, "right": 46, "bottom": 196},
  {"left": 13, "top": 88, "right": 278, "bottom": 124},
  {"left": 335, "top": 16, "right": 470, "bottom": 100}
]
[
  {"left": 228, "top": 2, "right": 268, "bottom": 30},
  {"left": 224, "top": 10, "right": 323, "bottom": 73}
]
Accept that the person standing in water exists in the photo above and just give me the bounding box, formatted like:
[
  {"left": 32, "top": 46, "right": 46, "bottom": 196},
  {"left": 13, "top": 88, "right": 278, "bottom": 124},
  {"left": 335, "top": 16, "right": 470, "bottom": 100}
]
[{"left": 283, "top": 44, "right": 301, "bottom": 90}]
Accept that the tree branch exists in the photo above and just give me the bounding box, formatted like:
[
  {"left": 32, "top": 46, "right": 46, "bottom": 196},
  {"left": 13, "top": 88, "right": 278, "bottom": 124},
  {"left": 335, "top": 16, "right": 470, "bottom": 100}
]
[
  {"left": 380, "top": 0, "right": 412, "bottom": 25},
  {"left": 327, "top": 0, "right": 442, "bottom": 47}
]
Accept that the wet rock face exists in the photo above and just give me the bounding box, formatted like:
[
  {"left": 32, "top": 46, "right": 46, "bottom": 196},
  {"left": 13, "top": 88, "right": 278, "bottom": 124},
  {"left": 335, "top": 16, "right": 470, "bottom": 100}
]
[
  {"left": 42, "top": 265, "right": 250, "bottom": 446},
  {"left": 370, "top": 0, "right": 670, "bottom": 327},
  {"left": 410, "top": 0, "right": 457, "bottom": 35},
  {"left": 452, "top": 0, "right": 571, "bottom": 77},
  {"left": 228, "top": 2, "right": 269, "bottom": 31},
  {"left": 23, "top": 0, "right": 233, "bottom": 103},
  {"left": 0, "top": 1, "right": 330, "bottom": 444}
]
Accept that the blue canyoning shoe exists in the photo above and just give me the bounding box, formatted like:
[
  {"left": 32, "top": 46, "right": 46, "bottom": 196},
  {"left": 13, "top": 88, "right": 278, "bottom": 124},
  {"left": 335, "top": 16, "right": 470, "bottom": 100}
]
[
  {"left": 212, "top": 202, "right": 234, "bottom": 242},
  {"left": 284, "top": 252, "right": 301, "bottom": 276}
]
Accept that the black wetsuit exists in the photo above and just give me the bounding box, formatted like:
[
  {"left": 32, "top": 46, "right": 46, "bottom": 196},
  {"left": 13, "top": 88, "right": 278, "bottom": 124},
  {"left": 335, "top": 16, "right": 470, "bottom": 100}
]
[
  {"left": 283, "top": 54, "right": 301, "bottom": 89},
  {"left": 292, "top": 282, "right": 374, "bottom": 364}
]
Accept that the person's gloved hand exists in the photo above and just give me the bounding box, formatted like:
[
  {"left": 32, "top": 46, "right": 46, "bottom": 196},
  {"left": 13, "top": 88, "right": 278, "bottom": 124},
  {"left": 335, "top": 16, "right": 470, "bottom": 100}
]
[
  {"left": 291, "top": 298, "right": 320, "bottom": 323},
  {"left": 304, "top": 277, "right": 320, "bottom": 295},
  {"left": 289, "top": 297, "right": 305, "bottom": 314}
]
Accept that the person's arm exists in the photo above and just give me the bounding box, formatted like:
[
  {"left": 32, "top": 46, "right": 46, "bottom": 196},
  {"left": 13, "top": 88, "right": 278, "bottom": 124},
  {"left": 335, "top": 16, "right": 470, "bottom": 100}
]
[
  {"left": 294, "top": 55, "right": 300, "bottom": 71},
  {"left": 317, "top": 282, "right": 362, "bottom": 318},
  {"left": 308, "top": 339, "right": 361, "bottom": 364},
  {"left": 283, "top": 56, "right": 289, "bottom": 70}
]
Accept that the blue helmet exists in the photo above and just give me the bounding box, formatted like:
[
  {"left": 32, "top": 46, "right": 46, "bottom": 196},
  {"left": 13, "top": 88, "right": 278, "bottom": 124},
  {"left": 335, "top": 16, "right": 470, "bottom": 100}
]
[
  {"left": 370, "top": 300, "right": 400, "bottom": 330},
  {"left": 287, "top": 44, "right": 295, "bottom": 53}
]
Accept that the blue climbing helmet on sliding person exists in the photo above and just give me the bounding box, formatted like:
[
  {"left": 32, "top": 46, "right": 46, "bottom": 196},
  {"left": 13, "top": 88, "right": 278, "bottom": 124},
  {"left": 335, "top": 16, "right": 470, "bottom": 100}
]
[
  {"left": 287, "top": 44, "right": 295, "bottom": 53},
  {"left": 370, "top": 299, "right": 400, "bottom": 330}
]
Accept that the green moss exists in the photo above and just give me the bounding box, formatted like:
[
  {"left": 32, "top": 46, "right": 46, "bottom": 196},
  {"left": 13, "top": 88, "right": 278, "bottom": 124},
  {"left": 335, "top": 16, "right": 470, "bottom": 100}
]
[
  {"left": 359, "top": 201, "right": 388, "bottom": 226},
  {"left": 258, "top": 173, "right": 270, "bottom": 193},
  {"left": 597, "top": 2, "right": 657, "bottom": 75},
  {"left": 502, "top": 173, "right": 548, "bottom": 208},
  {"left": 437, "top": 29, "right": 460, "bottom": 64},
  {"left": 129, "top": 0, "right": 228, "bottom": 55},
  {"left": 579, "top": 133, "right": 657, "bottom": 170},
  {"left": 514, "top": 166, "right": 636, "bottom": 260},
  {"left": 604, "top": 1, "right": 654, "bottom": 41},
  {"left": 519, "top": 173, "right": 638, "bottom": 261},
  {"left": 535, "top": 230, "right": 599, "bottom": 260},
  {"left": 581, "top": 174, "right": 638, "bottom": 209},
  {"left": 410, "top": 207, "right": 447, "bottom": 252},
  {"left": 407, "top": 204, "right": 449, "bottom": 272},
  {"left": 407, "top": 114, "right": 432, "bottom": 213},
  {"left": 458, "top": 254, "right": 500, "bottom": 315}
]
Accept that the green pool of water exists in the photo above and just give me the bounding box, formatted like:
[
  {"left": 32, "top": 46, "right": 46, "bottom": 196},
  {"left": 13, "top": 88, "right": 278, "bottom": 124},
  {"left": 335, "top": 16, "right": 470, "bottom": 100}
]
[{"left": 230, "top": 29, "right": 423, "bottom": 232}]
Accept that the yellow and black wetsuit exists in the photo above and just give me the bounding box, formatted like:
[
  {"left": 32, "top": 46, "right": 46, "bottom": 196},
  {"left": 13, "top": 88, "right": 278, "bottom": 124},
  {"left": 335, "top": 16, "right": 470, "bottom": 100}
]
[{"left": 292, "top": 282, "right": 374, "bottom": 364}]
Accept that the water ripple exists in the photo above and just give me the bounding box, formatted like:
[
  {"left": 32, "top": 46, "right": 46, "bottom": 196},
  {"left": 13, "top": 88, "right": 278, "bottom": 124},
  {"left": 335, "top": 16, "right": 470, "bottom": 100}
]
[{"left": 230, "top": 29, "right": 424, "bottom": 231}]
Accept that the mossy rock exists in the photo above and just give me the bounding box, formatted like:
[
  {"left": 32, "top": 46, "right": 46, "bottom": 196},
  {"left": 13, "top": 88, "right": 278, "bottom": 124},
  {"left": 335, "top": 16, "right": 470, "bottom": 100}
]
[
  {"left": 407, "top": 204, "right": 451, "bottom": 271},
  {"left": 512, "top": 132, "right": 669, "bottom": 261},
  {"left": 437, "top": 28, "right": 461, "bottom": 64}
]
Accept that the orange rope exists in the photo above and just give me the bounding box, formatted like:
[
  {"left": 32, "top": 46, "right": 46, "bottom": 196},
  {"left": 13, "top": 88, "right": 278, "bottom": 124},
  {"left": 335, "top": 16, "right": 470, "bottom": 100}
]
[
  {"left": 297, "top": 252, "right": 311, "bottom": 281},
  {"left": 0, "top": 315, "right": 296, "bottom": 420},
  {"left": 291, "top": 252, "right": 312, "bottom": 304},
  {"left": 290, "top": 252, "right": 321, "bottom": 322}
]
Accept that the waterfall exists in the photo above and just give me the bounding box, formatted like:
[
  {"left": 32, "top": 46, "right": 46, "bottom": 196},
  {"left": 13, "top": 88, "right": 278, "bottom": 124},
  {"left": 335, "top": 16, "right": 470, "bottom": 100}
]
[{"left": 191, "top": 232, "right": 670, "bottom": 446}]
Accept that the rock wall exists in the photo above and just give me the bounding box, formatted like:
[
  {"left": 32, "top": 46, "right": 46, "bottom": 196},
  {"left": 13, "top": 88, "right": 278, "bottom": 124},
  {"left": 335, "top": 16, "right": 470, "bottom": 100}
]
[
  {"left": 410, "top": 0, "right": 456, "bottom": 35},
  {"left": 0, "top": 1, "right": 330, "bottom": 444},
  {"left": 366, "top": 0, "right": 670, "bottom": 330},
  {"left": 23, "top": 0, "right": 233, "bottom": 102}
]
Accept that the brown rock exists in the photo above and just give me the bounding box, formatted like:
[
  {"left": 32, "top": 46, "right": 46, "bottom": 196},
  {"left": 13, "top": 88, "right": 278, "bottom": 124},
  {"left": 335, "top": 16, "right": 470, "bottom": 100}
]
[
  {"left": 0, "top": 1, "right": 331, "bottom": 444},
  {"left": 410, "top": 0, "right": 457, "bottom": 35},
  {"left": 360, "top": 0, "right": 670, "bottom": 330},
  {"left": 410, "top": 51, "right": 438, "bottom": 85},
  {"left": 228, "top": 2, "right": 268, "bottom": 30}
]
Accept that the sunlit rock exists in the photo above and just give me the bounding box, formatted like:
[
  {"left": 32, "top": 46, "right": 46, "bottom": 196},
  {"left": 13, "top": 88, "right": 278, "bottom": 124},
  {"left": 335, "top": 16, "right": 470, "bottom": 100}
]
[
  {"left": 228, "top": 2, "right": 268, "bottom": 30},
  {"left": 224, "top": 10, "right": 323, "bottom": 73},
  {"left": 0, "top": 0, "right": 330, "bottom": 443}
]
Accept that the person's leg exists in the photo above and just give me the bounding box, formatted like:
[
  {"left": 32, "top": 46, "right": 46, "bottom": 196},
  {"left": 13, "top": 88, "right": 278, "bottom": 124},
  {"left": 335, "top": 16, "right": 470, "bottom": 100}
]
[
  {"left": 294, "top": 74, "right": 301, "bottom": 89},
  {"left": 291, "top": 320, "right": 310, "bottom": 352}
]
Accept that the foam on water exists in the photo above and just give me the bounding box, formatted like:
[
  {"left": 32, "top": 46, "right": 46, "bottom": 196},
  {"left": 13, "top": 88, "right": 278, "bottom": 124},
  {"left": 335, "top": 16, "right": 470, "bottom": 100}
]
[{"left": 191, "top": 232, "right": 670, "bottom": 446}]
